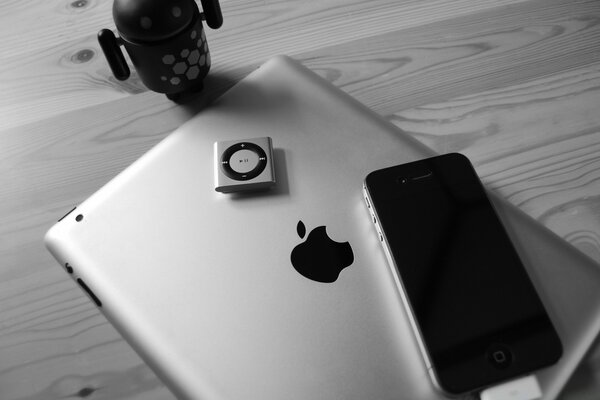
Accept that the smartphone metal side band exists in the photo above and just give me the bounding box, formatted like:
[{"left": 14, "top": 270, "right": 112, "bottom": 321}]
[{"left": 362, "top": 182, "right": 446, "bottom": 395}]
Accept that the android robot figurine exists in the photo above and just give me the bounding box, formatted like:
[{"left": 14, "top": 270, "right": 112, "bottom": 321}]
[{"left": 98, "top": 0, "right": 223, "bottom": 100}]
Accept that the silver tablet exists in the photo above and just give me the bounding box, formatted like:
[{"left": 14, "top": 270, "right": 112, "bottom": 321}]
[{"left": 45, "top": 56, "right": 600, "bottom": 400}]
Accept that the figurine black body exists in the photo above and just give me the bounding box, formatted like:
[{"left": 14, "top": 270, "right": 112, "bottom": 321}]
[{"left": 99, "top": 0, "right": 223, "bottom": 100}]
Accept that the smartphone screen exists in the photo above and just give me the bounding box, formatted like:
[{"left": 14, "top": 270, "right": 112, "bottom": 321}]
[{"left": 364, "top": 153, "right": 562, "bottom": 395}]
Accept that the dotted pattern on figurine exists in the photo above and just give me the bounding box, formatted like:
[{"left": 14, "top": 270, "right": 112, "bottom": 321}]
[{"left": 160, "top": 29, "right": 211, "bottom": 86}]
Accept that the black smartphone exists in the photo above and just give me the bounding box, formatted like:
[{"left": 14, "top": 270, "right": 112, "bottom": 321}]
[{"left": 363, "top": 153, "right": 562, "bottom": 396}]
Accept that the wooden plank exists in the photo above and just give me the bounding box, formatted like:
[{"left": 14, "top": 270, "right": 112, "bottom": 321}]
[
  {"left": 0, "top": 0, "right": 527, "bottom": 130},
  {"left": 390, "top": 62, "right": 600, "bottom": 260},
  {"left": 0, "top": 0, "right": 526, "bottom": 61},
  {"left": 0, "top": 0, "right": 113, "bottom": 60},
  {"left": 298, "top": 0, "right": 600, "bottom": 116}
]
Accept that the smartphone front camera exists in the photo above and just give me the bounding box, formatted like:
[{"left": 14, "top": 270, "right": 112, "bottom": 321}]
[{"left": 399, "top": 177, "right": 408, "bottom": 184}]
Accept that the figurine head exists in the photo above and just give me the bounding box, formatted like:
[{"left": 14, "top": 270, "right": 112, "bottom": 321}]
[{"left": 113, "top": 0, "right": 198, "bottom": 42}]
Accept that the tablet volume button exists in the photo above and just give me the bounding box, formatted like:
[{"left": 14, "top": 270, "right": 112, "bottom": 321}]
[
  {"left": 76, "top": 278, "right": 102, "bottom": 307},
  {"left": 58, "top": 206, "right": 77, "bottom": 222}
]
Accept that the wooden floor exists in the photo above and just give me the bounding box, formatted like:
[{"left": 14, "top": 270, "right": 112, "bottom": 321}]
[{"left": 2, "top": 0, "right": 600, "bottom": 398}]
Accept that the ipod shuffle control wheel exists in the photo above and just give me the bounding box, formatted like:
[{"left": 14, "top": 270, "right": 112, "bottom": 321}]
[{"left": 214, "top": 137, "right": 276, "bottom": 192}]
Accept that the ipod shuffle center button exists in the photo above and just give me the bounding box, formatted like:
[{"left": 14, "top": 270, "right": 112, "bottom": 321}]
[{"left": 229, "top": 149, "right": 260, "bottom": 173}]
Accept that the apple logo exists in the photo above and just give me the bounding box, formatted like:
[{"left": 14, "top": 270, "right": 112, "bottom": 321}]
[{"left": 290, "top": 220, "right": 354, "bottom": 283}]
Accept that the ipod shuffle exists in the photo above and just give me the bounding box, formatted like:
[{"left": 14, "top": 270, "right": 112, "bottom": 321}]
[{"left": 214, "top": 137, "right": 276, "bottom": 192}]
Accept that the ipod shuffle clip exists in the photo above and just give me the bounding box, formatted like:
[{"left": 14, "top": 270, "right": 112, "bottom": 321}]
[{"left": 214, "top": 137, "right": 276, "bottom": 193}]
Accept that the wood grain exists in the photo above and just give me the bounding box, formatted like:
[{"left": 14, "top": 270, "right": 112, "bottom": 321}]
[
  {"left": 2, "top": 0, "right": 600, "bottom": 398},
  {"left": 391, "top": 67, "right": 600, "bottom": 254},
  {"left": 0, "top": 0, "right": 527, "bottom": 130}
]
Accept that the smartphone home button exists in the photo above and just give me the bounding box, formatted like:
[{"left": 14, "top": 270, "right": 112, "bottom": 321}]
[{"left": 486, "top": 344, "right": 513, "bottom": 369}]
